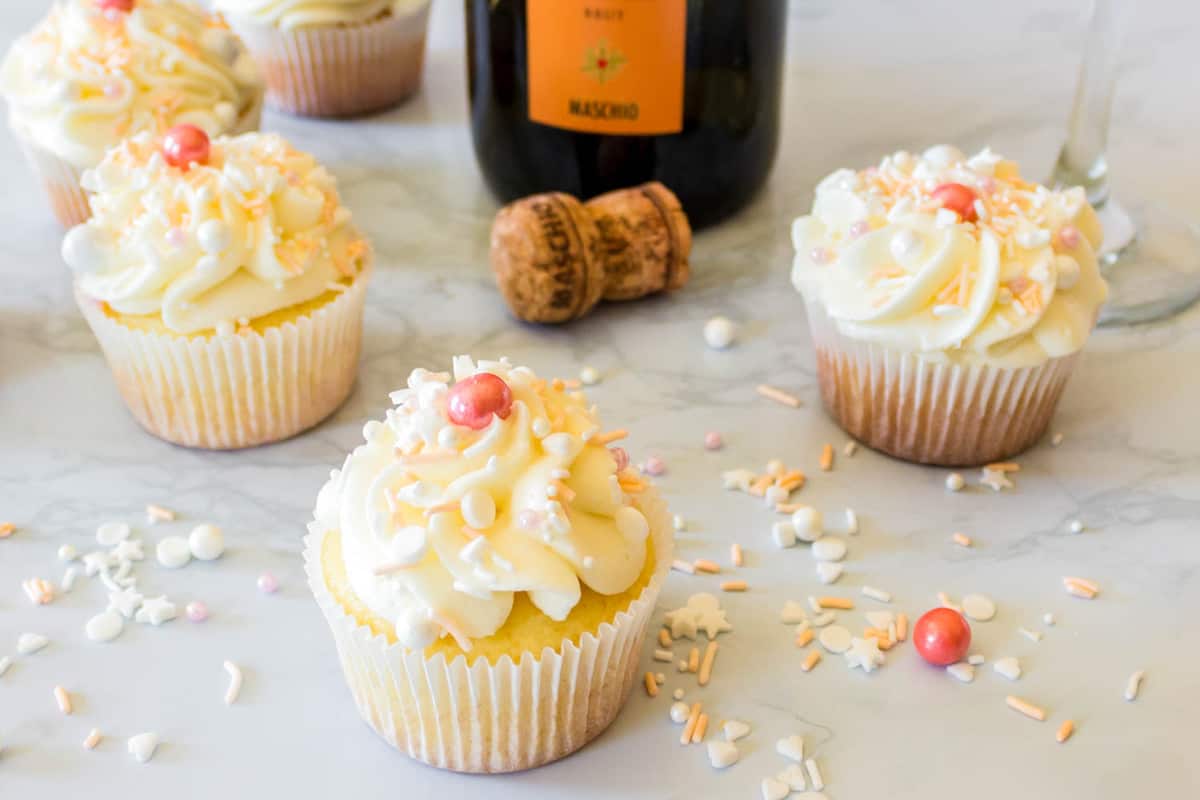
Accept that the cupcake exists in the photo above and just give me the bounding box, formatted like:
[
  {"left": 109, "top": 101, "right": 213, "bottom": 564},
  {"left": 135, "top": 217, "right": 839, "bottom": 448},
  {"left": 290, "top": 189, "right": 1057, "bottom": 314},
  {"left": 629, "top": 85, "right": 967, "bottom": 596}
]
[
  {"left": 213, "top": 0, "right": 431, "bottom": 117},
  {"left": 305, "top": 356, "right": 672, "bottom": 772},
  {"left": 1, "top": 0, "right": 263, "bottom": 227},
  {"left": 791, "top": 146, "right": 1107, "bottom": 466},
  {"left": 62, "top": 127, "right": 372, "bottom": 450}
]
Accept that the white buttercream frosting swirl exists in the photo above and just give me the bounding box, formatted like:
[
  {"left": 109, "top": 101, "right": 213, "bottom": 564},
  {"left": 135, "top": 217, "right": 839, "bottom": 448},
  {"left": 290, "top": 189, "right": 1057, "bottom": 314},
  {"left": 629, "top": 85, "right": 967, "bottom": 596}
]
[
  {"left": 214, "top": 0, "right": 429, "bottom": 31},
  {"left": 792, "top": 145, "right": 1108, "bottom": 368},
  {"left": 1, "top": 0, "right": 263, "bottom": 168},
  {"left": 313, "top": 356, "right": 653, "bottom": 652},
  {"left": 62, "top": 130, "right": 369, "bottom": 334}
]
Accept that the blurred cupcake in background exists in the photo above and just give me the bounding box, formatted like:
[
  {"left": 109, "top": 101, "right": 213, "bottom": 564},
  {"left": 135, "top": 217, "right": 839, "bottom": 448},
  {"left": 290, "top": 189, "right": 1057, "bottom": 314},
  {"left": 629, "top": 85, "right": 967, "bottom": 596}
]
[
  {"left": 792, "top": 145, "right": 1107, "bottom": 466},
  {"left": 63, "top": 127, "right": 371, "bottom": 449},
  {"left": 1, "top": 0, "right": 263, "bottom": 227},
  {"left": 213, "top": 0, "right": 431, "bottom": 117}
]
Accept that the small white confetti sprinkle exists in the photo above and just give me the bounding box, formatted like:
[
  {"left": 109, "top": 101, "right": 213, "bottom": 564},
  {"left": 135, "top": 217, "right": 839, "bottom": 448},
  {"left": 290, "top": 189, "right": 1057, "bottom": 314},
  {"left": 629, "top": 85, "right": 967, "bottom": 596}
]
[
  {"left": 0, "top": 656, "right": 12, "bottom": 677},
  {"left": 811, "top": 537, "right": 847, "bottom": 562},
  {"left": 723, "top": 720, "right": 751, "bottom": 742},
  {"left": 771, "top": 521, "right": 797, "bottom": 549},
  {"left": 17, "top": 633, "right": 48, "bottom": 655},
  {"left": 778, "top": 763, "right": 808, "bottom": 792},
  {"left": 947, "top": 662, "right": 975, "bottom": 683},
  {"left": 968, "top": 654, "right": 986, "bottom": 666},
  {"left": 703, "top": 316, "right": 737, "bottom": 349},
  {"left": 61, "top": 566, "right": 78, "bottom": 593},
  {"left": 1019, "top": 627, "right": 1042, "bottom": 643},
  {"left": 86, "top": 611, "right": 124, "bottom": 643},
  {"left": 810, "top": 612, "right": 835, "bottom": 627},
  {"left": 815, "top": 562, "right": 843, "bottom": 585},
  {"left": 962, "top": 594, "right": 996, "bottom": 621},
  {"left": 188, "top": 524, "right": 225, "bottom": 561},
  {"left": 1124, "top": 670, "right": 1145, "bottom": 701},
  {"left": 653, "top": 649, "right": 673, "bottom": 662},
  {"left": 579, "top": 366, "right": 600, "bottom": 385},
  {"left": 672, "top": 515, "right": 686, "bottom": 532},
  {"left": 707, "top": 740, "right": 739, "bottom": 769},
  {"left": 96, "top": 522, "right": 131, "bottom": 547},
  {"left": 58, "top": 544, "right": 79, "bottom": 562},
  {"left": 107, "top": 587, "right": 144, "bottom": 619},
  {"left": 1043, "top": 612, "right": 1056, "bottom": 626},
  {"left": 805, "top": 758, "right": 825, "bottom": 791},
  {"left": 156, "top": 536, "right": 191, "bottom": 569},
  {"left": 224, "top": 660, "right": 243, "bottom": 705},
  {"left": 128, "top": 732, "right": 159, "bottom": 763},
  {"left": 761, "top": 777, "right": 789, "bottom": 800},
  {"left": 1068, "top": 519, "right": 1084, "bottom": 534},
  {"left": 780, "top": 601, "right": 808, "bottom": 625},
  {"left": 945, "top": 472, "right": 965, "bottom": 492},
  {"left": 775, "top": 734, "right": 805, "bottom": 762},
  {"left": 865, "top": 611, "right": 894, "bottom": 629},
  {"left": 861, "top": 585, "right": 892, "bottom": 603},
  {"left": 994, "top": 657, "right": 1022, "bottom": 681},
  {"left": 818, "top": 625, "right": 852, "bottom": 654}
]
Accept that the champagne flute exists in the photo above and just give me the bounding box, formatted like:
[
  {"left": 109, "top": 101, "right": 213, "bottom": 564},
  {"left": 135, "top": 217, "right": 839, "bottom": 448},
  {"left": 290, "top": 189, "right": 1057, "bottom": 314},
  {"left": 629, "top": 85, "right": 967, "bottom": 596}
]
[{"left": 1050, "top": 0, "right": 1200, "bottom": 325}]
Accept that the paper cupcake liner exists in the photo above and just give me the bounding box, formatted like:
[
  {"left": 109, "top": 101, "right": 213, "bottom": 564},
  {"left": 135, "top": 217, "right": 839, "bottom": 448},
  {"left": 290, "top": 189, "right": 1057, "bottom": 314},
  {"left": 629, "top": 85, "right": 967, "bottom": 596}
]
[
  {"left": 10, "top": 96, "right": 263, "bottom": 229},
  {"left": 230, "top": 5, "right": 430, "bottom": 118},
  {"left": 75, "top": 266, "right": 368, "bottom": 450},
  {"left": 806, "top": 300, "right": 1080, "bottom": 466},
  {"left": 303, "top": 488, "right": 675, "bottom": 773}
]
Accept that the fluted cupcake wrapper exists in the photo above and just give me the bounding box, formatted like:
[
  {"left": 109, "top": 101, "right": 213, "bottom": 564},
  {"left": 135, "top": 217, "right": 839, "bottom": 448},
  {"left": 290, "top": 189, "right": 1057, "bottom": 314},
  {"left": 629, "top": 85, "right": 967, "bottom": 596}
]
[
  {"left": 806, "top": 300, "right": 1080, "bottom": 467},
  {"left": 75, "top": 266, "right": 368, "bottom": 451},
  {"left": 303, "top": 488, "right": 674, "bottom": 774},
  {"left": 9, "top": 96, "right": 263, "bottom": 229},
  {"left": 230, "top": 5, "right": 430, "bottom": 118}
]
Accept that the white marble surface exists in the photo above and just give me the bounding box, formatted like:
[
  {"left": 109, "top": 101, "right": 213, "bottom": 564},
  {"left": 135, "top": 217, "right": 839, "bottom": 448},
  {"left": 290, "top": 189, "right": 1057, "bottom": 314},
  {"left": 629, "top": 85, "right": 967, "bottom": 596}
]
[{"left": 2, "top": 1, "right": 1199, "bottom": 797}]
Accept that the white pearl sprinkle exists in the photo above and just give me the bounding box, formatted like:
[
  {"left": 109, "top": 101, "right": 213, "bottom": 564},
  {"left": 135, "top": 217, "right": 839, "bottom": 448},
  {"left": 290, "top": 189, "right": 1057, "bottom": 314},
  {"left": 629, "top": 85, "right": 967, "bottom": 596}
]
[{"left": 703, "top": 316, "right": 737, "bottom": 350}]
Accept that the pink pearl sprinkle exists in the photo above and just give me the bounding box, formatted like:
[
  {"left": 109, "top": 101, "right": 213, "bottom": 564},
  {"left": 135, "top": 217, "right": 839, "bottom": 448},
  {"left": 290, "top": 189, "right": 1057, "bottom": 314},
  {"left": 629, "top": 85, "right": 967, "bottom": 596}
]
[
  {"left": 166, "top": 227, "right": 187, "bottom": 247},
  {"left": 517, "top": 509, "right": 544, "bottom": 531},
  {"left": 185, "top": 601, "right": 208, "bottom": 623},
  {"left": 704, "top": 431, "right": 724, "bottom": 450},
  {"left": 979, "top": 177, "right": 997, "bottom": 195},
  {"left": 849, "top": 220, "right": 871, "bottom": 239},
  {"left": 104, "top": 81, "right": 122, "bottom": 98},
  {"left": 643, "top": 456, "right": 666, "bottom": 476},
  {"left": 610, "top": 446, "right": 630, "bottom": 472},
  {"left": 1058, "top": 225, "right": 1081, "bottom": 249},
  {"left": 810, "top": 246, "right": 831, "bottom": 264},
  {"left": 257, "top": 573, "right": 279, "bottom": 594}
]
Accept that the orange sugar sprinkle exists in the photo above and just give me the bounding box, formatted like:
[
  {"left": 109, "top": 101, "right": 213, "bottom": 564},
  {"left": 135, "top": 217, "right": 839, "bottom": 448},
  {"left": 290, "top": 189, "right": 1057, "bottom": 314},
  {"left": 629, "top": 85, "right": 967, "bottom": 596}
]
[
  {"left": 817, "top": 596, "right": 854, "bottom": 610},
  {"left": 748, "top": 475, "right": 774, "bottom": 497},
  {"left": 0, "top": 522, "right": 16, "bottom": 539},
  {"left": 643, "top": 671, "right": 658, "bottom": 698},
  {"left": 936, "top": 273, "right": 962, "bottom": 305},
  {"left": 720, "top": 580, "right": 748, "bottom": 593},
  {"left": 777, "top": 476, "right": 805, "bottom": 493},
  {"left": 775, "top": 503, "right": 805, "bottom": 514},
  {"left": 680, "top": 703, "right": 703, "bottom": 745},
  {"left": 687, "top": 647, "right": 700, "bottom": 673},
  {"left": 801, "top": 650, "right": 822, "bottom": 672},
  {"left": 863, "top": 627, "right": 886, "bottom": 639},
  {"left": 756, "top": 384, "right": 802, "bottom": 408},
  {"left": 957, "top": 261, "right": 971, "bottom": 306},
  {"left": 730, "top": 543, "right": 744, "bottom": 567},
  {"left": 877, "top": 637, "right": 895, "bottom": 651},
  {"left": 776, "top": 469, "right": 805, "bottom": 486},
  {"left": 691, "top": 713, "right": 710, "bottom": 744},
  {"left": 551, "top": 480, "right": 577, "bottom": 503},
  {"left": 54, "top": 686, "right": 73, "bottom": 715},
  {"left": 617, "top": 479, "right": 646, "bottom": 494},
  {"left": 986, "top": 462, "right": 1021, "bottom": 473},
  {"left": 698, "top": 642, "right": 719, "bottom": 686},
  {"left": 819, "top": 443, "right": 834, "bottom": 472},
  {"left": 659, "top": 628, "right": 672, "bottom": 648},
  {"left": 795, "top": 628, "right": 814, "bottom": 647},
  {"left": 693, "top": 559, "right": 721, "bottom": 575},
  {"left": 591, "top": 429, "right": 629, "bottom": 446},
  {"left": 952, "top": 532, "right": 973, "bottom": 548},
  {"left": 431, "top": 612, "right": 473, "bottom": 653},
  {"left": 551, "top": 378, "right": 565, "bottom": 391},
  {"left": 1056, "top": 720, "right": 1075, "bottom": 743}
]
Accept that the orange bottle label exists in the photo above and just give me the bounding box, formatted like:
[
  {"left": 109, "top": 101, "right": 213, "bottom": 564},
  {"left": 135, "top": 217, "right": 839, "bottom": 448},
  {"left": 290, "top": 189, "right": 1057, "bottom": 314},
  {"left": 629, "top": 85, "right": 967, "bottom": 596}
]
[{"left": 526, "top": 0, "right": 686, "bottom": 135}]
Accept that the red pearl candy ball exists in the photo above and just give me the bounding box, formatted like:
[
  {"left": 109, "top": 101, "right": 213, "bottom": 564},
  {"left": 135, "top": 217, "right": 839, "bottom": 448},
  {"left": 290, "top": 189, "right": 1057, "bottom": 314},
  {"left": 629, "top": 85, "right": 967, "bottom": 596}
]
[
  {"left": 97, "top": 0, "right": 135, "bottom": 12},
  {"left": 913, "top": 607, "right": 972, "bottom": 666},
  {"left": 930, "top": 182, "right": 979, "bottom": 222},
  {"left": 162, "top": 124, "right": 211, "bottom": 170},
  {"left": 446, "top": 373, "right": 513, "bottom": 430}
]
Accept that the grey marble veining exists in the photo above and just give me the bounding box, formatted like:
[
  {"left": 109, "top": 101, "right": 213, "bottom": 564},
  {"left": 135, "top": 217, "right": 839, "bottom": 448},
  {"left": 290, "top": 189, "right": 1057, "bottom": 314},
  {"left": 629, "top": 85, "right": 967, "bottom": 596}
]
[{"left": 1, "top": 1, "right": 1198, "bottom": 797}]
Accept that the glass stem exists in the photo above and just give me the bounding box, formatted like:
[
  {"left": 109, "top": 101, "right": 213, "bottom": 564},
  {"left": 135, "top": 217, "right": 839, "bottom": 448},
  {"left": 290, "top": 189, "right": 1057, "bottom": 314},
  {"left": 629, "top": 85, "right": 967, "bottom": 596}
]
[{"left": 1051, "top": 0, "right": 1122, "bottom": 208}]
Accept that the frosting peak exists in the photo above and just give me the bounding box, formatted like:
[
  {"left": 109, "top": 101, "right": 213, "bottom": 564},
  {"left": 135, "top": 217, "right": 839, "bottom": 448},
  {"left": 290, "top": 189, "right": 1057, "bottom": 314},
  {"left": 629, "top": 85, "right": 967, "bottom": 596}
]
[
  {"left": 214, "top": 0, "right": 430, "bottom": 31},
  {"left": 1, "top": 0, "right": 263, "bottom": 168},
  {"left": 792, "top": 146, "right": 1108, "bottom": 367},
  {"left": 314, "top": 357, "right": 653, "bottom": 652},
  {"left": 63, "top": 130, "right": 368, "bottom": 334}
]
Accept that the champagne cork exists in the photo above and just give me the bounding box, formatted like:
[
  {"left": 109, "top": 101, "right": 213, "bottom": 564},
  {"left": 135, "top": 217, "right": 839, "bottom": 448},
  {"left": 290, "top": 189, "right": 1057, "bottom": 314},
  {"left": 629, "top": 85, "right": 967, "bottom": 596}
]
[{"left": 490, "top": 182, "right": 692, "bottom": 323}]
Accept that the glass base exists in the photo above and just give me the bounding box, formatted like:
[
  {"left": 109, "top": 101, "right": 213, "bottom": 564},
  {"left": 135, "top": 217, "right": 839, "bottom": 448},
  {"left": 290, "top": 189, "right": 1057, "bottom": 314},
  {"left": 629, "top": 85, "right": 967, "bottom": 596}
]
[{"left": 1095, "top": 199, "right": 1200, "bottom": 326}]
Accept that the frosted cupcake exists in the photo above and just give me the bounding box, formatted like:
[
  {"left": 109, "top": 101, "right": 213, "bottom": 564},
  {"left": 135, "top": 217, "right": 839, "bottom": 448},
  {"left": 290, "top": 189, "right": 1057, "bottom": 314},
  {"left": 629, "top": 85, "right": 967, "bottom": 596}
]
[
  {"left": 1, "top": 0, "right": 263, "bottom": 227},
  {"left": 792, "top": 146, "right": 1107, "bottom": 466},
  {"left": 213, "top": 0, "right": 431, "bottom": 117},
  {"left": 305, "top": 356, "right": 672, "bottom": 772},
  {"left": 63, "top": 127, "right": 371, "bottom": 450}
]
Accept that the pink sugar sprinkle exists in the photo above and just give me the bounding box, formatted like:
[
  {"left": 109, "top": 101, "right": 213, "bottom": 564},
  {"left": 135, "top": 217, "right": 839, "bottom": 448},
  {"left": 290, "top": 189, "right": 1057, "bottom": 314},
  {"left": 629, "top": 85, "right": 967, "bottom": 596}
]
[
  {"left": 257, "top": 573, "right": 279, "bottom": 594},
  {"left": 517, "top": 509, "right": 544, "bottom": 531},
  {"left": 643, "top": 456, "right": 666, "bottom": 476},
  {"left": 166, "top": 227, "right": 187, "bottom": 247},
  {"left": 810, "top": 246, "right": 831, "bottom": 264},
  {"left": 611, "top": 446, "right": 630, "bottom": 472},
  {"left": 704, "top": 431, "right": 724, "bottom": 451},
  {"left": 849, "top": 220, "right": 871, "bottom": 239},
  {"left": 1058, "top": 225, "right": 1081, "bottom": 249},
  {"left": 185, "top": 601, "right": 208, "bottom": 623}
]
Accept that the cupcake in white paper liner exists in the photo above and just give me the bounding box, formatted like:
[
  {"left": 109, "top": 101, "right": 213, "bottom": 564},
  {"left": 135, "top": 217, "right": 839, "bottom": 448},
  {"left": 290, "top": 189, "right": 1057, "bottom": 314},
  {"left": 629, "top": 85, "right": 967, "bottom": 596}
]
[
  {"left": 792, "top": 145, "right": 1108, "bottom": 466},
  {"left": 304, "top": 357, "right": 674, "bottom": 772},
  {"left": 65, "top": 129, "right": 371, "bottom": 450},
  {"left": 216, "top": 0, "right": 431, "bottom": 117},
  {"left": 1, "top": 0, "right": 264, "bottom": 227}
]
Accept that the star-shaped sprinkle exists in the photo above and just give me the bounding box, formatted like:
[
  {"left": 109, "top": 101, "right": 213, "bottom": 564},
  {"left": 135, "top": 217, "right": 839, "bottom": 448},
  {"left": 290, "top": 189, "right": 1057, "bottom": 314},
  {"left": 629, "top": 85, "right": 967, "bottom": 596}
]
[
  {"left": 82, "top": 551, "right": 113, "bottom": 577},
  {"left": 980, "top": 466, "right": 1013, "bottom": 492},
  {"left": 111, "top": 539, "right": 144, "bottom": 562},
  {"left": 135, "top": 596, "right": 177, "bottom": 626},
  {"left": 844, "top": 636, "right": 885, "bottom": 673},
  {"left": 663, "top": 592, "right": 732, "bottom": 641},
  {"left": 108, "top": 587, "right": 144, "bottom": 619}
]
